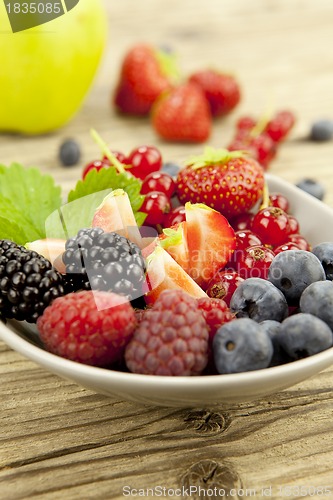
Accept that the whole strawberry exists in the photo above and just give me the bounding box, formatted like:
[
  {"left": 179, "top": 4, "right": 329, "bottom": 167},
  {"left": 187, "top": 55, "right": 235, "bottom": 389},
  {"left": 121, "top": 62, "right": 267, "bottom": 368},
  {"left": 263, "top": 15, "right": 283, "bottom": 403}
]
[
  {"left": 113, "top": 44, "right": 178, "bottom": 115},
  {"left": 189, "top": 69, "right": 241, "bottom": 117},
  {"left": 176, "top": 147, "right": 265, "bottom": 218},
  {"left": 151, "top": 82, "right": 212, "bottom": 143},
  {"left": 37, "top": 291, "right": 137, "bottom": 367},
  {"left": 125, "top": 289, "right": 209, "bottom": 376}
]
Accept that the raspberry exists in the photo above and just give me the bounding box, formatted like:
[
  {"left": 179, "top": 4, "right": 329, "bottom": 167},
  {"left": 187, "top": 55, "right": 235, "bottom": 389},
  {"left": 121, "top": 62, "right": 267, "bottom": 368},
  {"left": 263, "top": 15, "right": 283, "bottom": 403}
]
[
  {"left": 37, "top": 291, "right": 137, "bottom": 366},
  {"left": 125, "top": 289, "right": 209, "bottom": 376},
  {"left": 197, "top": 297, "right": 234, "bottom": 342},
  {"left": 0, "top": 239, "right": 65, "bottom": 323}
]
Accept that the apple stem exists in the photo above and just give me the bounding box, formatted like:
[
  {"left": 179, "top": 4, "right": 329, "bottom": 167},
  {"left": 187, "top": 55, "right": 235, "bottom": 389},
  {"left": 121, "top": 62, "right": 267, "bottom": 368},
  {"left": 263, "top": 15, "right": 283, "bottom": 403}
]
[{"left": 90, "top": 129, "right": 126, "bottom": 174}]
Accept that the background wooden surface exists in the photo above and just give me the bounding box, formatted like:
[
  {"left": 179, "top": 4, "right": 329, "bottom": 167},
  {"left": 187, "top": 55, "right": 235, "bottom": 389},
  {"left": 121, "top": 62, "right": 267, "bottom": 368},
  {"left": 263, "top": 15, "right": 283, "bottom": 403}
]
[{"left": 1, "top": 1, "right": 333, "bottom": 499}]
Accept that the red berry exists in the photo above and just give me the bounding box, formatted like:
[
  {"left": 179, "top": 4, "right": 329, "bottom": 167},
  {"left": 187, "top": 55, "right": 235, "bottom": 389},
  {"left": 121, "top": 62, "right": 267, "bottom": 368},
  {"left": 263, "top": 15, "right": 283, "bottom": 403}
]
[
  {"left": 206, "top": 270, "right": 244, "bottom": 306},
  {"left": 236, "top": 116, "right": 256, "bottom": 132},
  {"left": 251, "top": 207, "right": 291, "bottom": 247},
  {"left": 269, "top": 192, "right": 290, "bottom": 212},
  {"left": 234, "top": 229, "right": 262, "bottom": 251},
  {"left": 229, "top": 213, "right": 254, "bottom": 231},
  {"left": 82, "top": 159, "right": 110, "bottom": 179},
  {"left": 233, "top": 245, "right": 275, "bottom": 279},
  {"left": 250, "top": 133, "right": 277, "bottom": 168},
  {"left": 141, "top": 191, "right": 171, "bottom": 226},
  {"left": 141, "top": 171, "right": 176, "bottom": 198},
  {"left": 265, "top": 110, "right": 295, "bottom": 142},
  {"left": 188, "top": 69, "right": 241, "bottom": 117},
  {"left": 287, "top": 234, "right": 311, "bottom": 251},
  {"left": 102, "top": 150, "right": 128, "bottom": 164},
  {"left": 163, "top": 205, "right": 186, "bottom": 228},
  {"left": 197, "top": 297, "right": 234, "bottom": 341},
  {"left": 287, "top": 215, "right": 300, "bottom": 235},
  {"left": 274, "top": 242, "right": 301, "bottom": 254},
  {"left": 37, "top": 291, "right": 136, "bottom": 366},
  {"left": 125, "top": 289, "right": 209, "bottom": 376},
  {"left": 127, "top": 145, "right": 162, "bottom": 180}
]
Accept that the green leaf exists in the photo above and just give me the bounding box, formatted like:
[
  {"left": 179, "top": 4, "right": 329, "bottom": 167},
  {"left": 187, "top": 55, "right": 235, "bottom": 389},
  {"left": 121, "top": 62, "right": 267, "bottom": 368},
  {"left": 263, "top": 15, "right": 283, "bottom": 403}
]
[
  {"left": 67, "top": 167, "right": 146, "bottom": 226},
  {"left": 0, "top": 216, "right": 29, "bottom": 246},
  {"left": 0, "top": 163, "right": 62, "bottom": 244},
  {"left": 187, "top": 147, "right": 248, "bottom": 169}
]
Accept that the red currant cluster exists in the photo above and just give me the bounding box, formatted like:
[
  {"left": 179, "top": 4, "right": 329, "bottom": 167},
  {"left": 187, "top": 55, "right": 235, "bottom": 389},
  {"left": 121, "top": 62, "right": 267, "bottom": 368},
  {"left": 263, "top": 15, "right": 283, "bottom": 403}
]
[
  {"left": 228, "top": 110, "right": 295, "bottom": 169},
  {"left": 206, "top": 191, "right": 310, "bottom": 303}
]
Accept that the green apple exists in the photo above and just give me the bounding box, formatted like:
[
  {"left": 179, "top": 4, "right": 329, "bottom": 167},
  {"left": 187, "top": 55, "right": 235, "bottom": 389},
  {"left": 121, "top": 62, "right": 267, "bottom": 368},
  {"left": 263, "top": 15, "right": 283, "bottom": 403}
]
[{"left": 0, "top": 0, "right": 107, "bottom": 134}]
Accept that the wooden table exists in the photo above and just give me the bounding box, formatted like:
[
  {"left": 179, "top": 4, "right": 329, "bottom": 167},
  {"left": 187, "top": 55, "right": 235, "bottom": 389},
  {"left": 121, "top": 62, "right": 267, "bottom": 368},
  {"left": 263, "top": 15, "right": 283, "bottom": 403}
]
[{"left": 1, "top": 1, "right": 333, "bottom": 498}]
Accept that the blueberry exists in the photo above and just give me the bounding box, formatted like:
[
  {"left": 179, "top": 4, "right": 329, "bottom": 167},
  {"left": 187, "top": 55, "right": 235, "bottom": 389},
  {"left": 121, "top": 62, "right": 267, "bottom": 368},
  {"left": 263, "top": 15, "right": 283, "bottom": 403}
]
[
  {"left": 230, "top": 277, "right": 288, "bottom": 322},
  {"left": 162, "top": 162, "right": 181, "bottom": 178},
  {"left": 59, "top": 139, "right": 81, "bottom": 166},
  {"left": 309, "top": 119, "right": 333, "bottom": 142},
  {"left": 295, "top": 178, "right": 325, "bottom": 200},
  {"left": 300, "top": 280, "right": 333, "bottom": 329},
  {"left": 312, "top": 242, "right": 333, "bottom": 280},
  {"left": 213, "top": 318, "right": 273, "bottom": 373},
  {"left": 268, "top": 250, "right": 325, "bottom": 305},
  {"left": 276, "top": 313, "right": 332, "bottom": 360},
  {"left": 260, "top": 320, "right": 292, "bottom": 366}
]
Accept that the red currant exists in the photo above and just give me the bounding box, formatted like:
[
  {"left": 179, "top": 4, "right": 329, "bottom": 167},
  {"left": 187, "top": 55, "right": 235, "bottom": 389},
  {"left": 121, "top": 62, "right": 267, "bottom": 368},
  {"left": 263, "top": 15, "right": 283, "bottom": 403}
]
[
  {"left": 265, "top": 110, "right": 295, "bottom": 143},
  {"left": 287, "top": 234, "right": 311, "bottom": 251},
  {"left": 250, "top": 133, "right": 277, "bottom": 169},
  {"left": 229, "top": 213, "right": 254, "bottom": 231},
  {"left": 234, "top": 245, "right": 275, "bottom": 279},
  {"left": 236, "top": 116, "right": 256, "bottom": 132},
  {"left": 287, "top": 215, "right": 300, "bottom": 235},
  {"left": 102, "top": 150, "right": 128, "bottom": 164},
  {"left": 127, "top": 146, "right": 162, "bottom": 180},
  {"left": 141, "top": 191, "right": 171, "bottom": 227},
  {"left": 163, "top": 205, "right": 186, "bottom": 228},
  {"left": 269, "top": 192, "right": 290, "bottom": 212},
  {"left": 206, "top": 271, "right": 244, "bottom": 306},
  {"left": 82, "top": 159, "right": 110, "bottom": 179},
  {"left": 274, "top": 242, "right": 301, "bottom": 254},
  {"left": 141, "top": 171, "right": 176, "bottom": 198},
  {"left": 251, "top": 207, "right": 291, "bottom": 247},
  {"left": 235, "top": 230, "right": 263, "bottom": 251}
]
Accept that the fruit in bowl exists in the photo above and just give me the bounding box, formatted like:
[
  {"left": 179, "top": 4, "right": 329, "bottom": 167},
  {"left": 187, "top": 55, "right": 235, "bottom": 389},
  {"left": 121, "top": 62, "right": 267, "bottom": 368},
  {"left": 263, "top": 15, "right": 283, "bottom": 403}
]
[{"left": 0, "top": 0, "right": 107, "bottom": 134}]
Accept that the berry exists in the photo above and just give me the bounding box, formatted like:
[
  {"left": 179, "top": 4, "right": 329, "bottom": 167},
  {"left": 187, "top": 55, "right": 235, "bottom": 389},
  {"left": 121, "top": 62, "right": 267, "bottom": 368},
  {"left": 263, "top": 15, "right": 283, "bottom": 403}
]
[
  {"left": 312, "top": 242, "right": 333, "bottom": 280},
  {"left": 300, "top": 281, "right": 333, "bottom": 330},
  {"left": 141, "top": 171, "right": 176, "bottom": 198},
  {"left": 188, "top": 69, "right": 241, "bottom": 117},
  {"left": 309, "top": 119, "right": 333, "bottom": 142},
  {"left": 125, "top": 289, "right": 209, "bottom": 376},
  {"left": 236, "top": 116, "right": 256, "bottom": 132},
  {"left": 231, "top": 245, "right": 275, "bottom": 280},
  {"left": 259, "top": 320, "right": 289, "bottom": 366},
  {"left": 228, "top": 132, "right": 276, "bottom": 170},
  {"left": 234, "top": 229, "right": 262, "bottom": 251},
  {"left": 62, "top": 228, "right": 146, "bottom": 301},
  {"left": 0, "top": 240, "right": 65, "bottom": 323},
  {"left": 37, "top": 291, "right": 137, "bottom": 366},
  {"left": 230, "top": 277, "right": 288, "bottom": 323},
  {"left": 276, "top": 313, "right": 332, "bottom": 359},
  {"left": 151, "top": 82, "right": 212, "bottom": 143},
  {"left": 206, "top": 270, "right": 244, "bottom": 306},
  {"left": 140, "top": 191, "right": 171, "bottom": 227},
  {"left": 113, "top": 44, "right": 175, "bottom": 115},
  {"left": 176, "top": 148, "right": 265, "bottom": 219},
  {"left": 102, "top": 150, "right": 128, "bottom": 164},
  {"left": 161, "top": 162, "right": 181, "bottom": 177},
  {"left": 274, "top": 242, "right": 301, "bottom": 254},
  {"left": 251, "top": 207, "right": 291, "bottom": 247},
  {"left": 287, "top": 215, "right": 300, "bottom": 235},
  {"left": 127, "top": 145, "right": 162, "bottom": 180},
  {"left": 287, "top": 234, "right": 310, "bottom": 251},
  {"left": 213, "top": 318, "right": 273, "bottom": 374},
  {"left": 82, "top": 159, "right": 110, "bottom": 179},
  {"left": 59, "top": 139, "right": 81, "bottom": 166},
  {"left": 163, "top": 205, "right": 186, "bottom": 228},
  {"left": 229, "top": 213, "right": 254, "bottom": 231},
  {"left": 197, "top": 296, "right": 234, "bottom": 343},
  {"left": 268, "top": 250, "right": 325, "bottom": 305},
  {"left": 269, "top": 192, "right": 290, "bottom": 212},
  {"left": 296, "top": 178, "right": 325, "bottom": 200},
  {"left": 265, "top": 111, "right": 295, "bottom": 142}
]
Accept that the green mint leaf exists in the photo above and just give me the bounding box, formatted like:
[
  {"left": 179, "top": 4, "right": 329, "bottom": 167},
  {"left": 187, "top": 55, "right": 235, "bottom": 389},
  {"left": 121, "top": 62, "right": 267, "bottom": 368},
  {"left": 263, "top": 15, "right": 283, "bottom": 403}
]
[{"left": 0, "top": 163, "right": 62, "bottom": 244}]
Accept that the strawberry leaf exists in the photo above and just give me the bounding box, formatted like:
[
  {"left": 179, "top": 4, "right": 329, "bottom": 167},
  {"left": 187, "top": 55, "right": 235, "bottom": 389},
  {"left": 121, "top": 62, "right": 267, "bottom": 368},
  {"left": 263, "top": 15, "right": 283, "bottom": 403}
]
[{"left": 187, "top": 146, "right": 248, "bottom": 169}]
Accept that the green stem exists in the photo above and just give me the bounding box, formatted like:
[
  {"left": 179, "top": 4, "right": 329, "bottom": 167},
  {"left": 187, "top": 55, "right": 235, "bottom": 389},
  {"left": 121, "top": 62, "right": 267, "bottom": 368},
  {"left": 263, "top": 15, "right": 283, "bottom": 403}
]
[{"left": 91, "top": 129, "right": 126, "bottom": 174}]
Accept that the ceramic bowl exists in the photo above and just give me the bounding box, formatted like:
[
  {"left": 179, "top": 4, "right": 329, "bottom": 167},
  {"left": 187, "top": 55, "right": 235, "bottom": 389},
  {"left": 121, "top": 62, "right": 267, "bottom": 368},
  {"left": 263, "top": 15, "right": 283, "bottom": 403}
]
[{"left": 1, "top": 173, "right": 333, "bottom": 408}]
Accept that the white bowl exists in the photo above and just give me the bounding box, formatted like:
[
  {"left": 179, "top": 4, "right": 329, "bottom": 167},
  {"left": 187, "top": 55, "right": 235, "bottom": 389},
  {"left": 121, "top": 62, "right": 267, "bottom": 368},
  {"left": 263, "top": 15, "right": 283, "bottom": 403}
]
[{"left": 1, "top": 173, "right": 333, "bottom": 408}]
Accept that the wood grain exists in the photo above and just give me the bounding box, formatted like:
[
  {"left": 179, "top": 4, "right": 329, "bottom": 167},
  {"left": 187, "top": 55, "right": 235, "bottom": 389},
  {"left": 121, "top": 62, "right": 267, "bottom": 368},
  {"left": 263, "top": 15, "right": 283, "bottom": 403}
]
[{"left": 1, "top": 1, "right": 333, "bottom": 498}]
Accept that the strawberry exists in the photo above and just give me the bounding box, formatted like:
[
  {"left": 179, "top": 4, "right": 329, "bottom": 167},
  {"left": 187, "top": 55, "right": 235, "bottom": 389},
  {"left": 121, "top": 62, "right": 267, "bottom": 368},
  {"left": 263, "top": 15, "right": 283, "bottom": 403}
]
[
  {"left": 151, "top": 83, "right": 212, "bottom": 143},
  {"left": 185, "top": 202, "right": 236, "bottom": 289},
  {"left": 113, "top": 44, "right": 178, "bottom": 115},
  {"left": 176, "top": 147, "right": 265, "bottom": 219},
  {"left": 189, "top": 69, "right": 241, "bottom": 117}
]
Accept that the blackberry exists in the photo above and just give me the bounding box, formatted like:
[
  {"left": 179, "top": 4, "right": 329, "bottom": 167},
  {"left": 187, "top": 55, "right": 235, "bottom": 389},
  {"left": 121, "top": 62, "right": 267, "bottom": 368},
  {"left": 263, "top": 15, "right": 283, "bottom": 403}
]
[
  {"left": 0, "top": 239, "right": 65, "bottom": 323},
  {"left": 62, "top": 228, "right": 146, "bottom": 301}
]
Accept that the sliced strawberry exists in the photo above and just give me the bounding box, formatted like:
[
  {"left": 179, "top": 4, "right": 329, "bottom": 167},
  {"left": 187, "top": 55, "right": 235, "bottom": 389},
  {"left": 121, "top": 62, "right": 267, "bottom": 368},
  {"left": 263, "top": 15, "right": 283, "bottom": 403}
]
[
  {"left": 113, "top": 44, "right": 178, "bottom": 115},
  {"left": 185, "top": 202, "right": 236, "bottom": 289},
  {"left": 144, "top": 246, "right": 207, "bottom": 305},
  {"left": 151, "top": 83, "right": 212, "bottom": 143}
]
